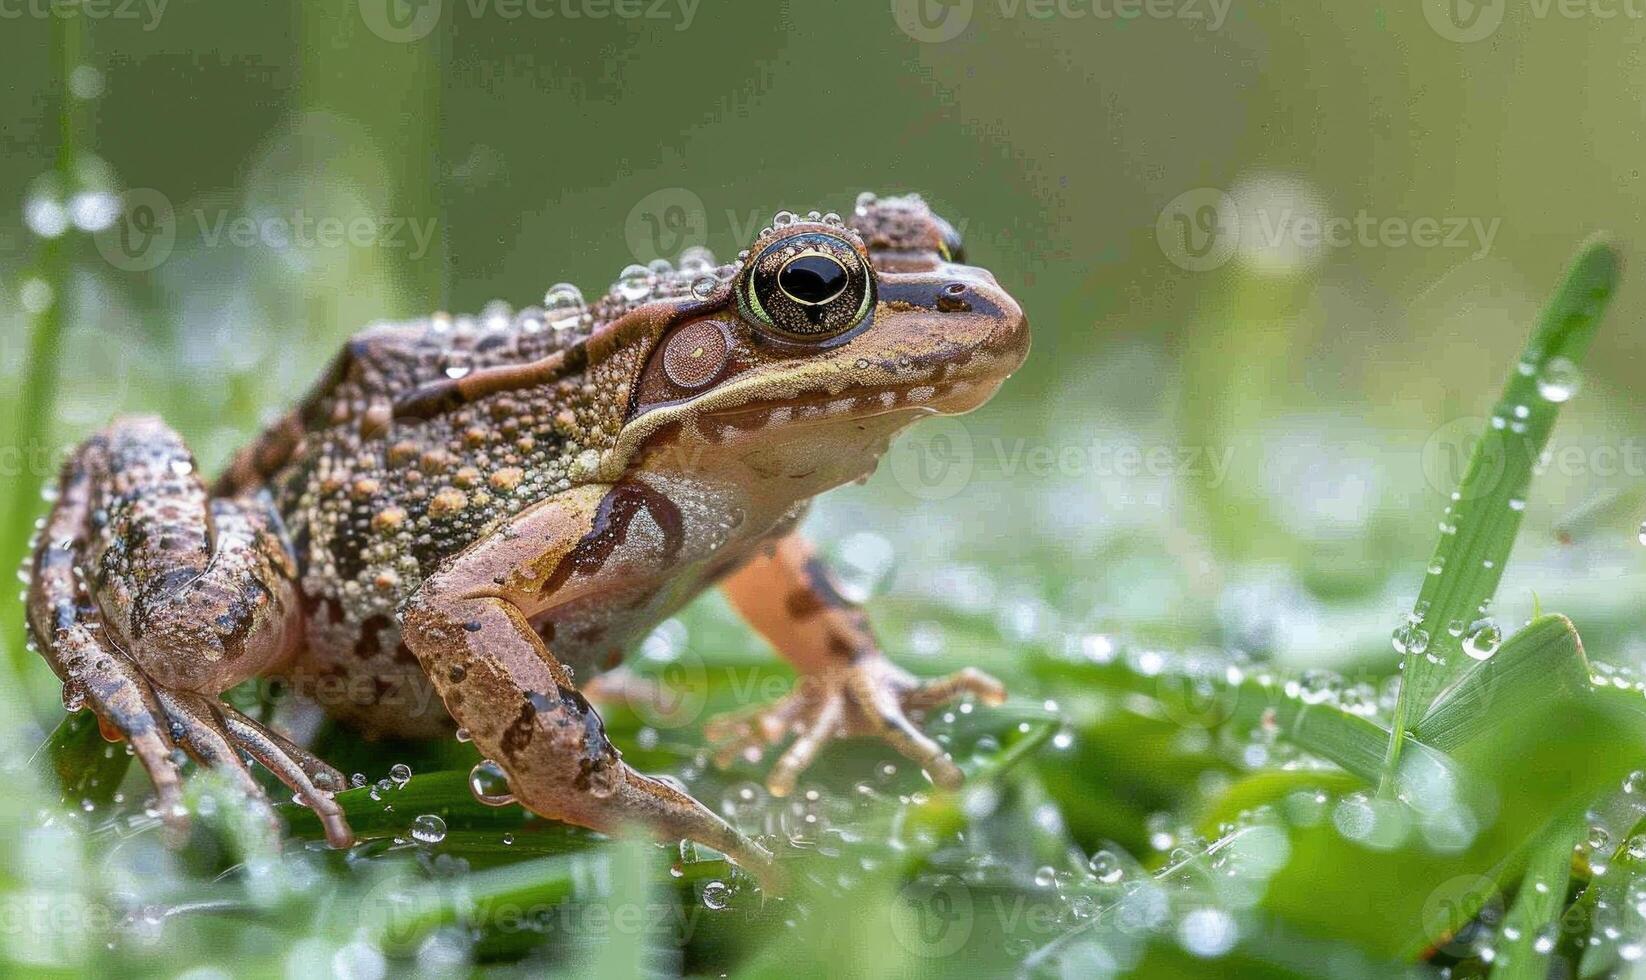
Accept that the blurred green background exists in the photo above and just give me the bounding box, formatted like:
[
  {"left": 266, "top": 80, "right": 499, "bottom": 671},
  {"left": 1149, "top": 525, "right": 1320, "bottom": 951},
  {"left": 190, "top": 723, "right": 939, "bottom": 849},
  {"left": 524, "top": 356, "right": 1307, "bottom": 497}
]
[{"left": 3, "top": 2, "right": 1646, "bottom": 976}]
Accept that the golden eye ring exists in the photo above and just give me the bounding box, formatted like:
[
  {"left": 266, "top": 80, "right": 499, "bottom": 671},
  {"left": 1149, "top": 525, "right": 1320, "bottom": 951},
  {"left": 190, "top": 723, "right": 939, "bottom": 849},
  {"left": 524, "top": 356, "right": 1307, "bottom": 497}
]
[{"left": 738, "top": 231, "right": 874, "bottom": 341}]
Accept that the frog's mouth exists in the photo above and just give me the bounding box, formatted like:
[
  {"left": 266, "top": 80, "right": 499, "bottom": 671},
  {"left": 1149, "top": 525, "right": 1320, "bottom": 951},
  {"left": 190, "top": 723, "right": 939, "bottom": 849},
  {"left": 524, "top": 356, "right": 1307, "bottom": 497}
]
[{"left": 699, "top": 377, "right": 989, "bottom": 430}]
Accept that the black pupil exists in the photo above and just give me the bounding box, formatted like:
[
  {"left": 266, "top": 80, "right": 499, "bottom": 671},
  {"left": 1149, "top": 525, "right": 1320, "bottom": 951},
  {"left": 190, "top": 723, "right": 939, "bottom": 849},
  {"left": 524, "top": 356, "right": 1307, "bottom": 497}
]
[{"left": 779, "top": 254, "right": 848, "bottom": 305}]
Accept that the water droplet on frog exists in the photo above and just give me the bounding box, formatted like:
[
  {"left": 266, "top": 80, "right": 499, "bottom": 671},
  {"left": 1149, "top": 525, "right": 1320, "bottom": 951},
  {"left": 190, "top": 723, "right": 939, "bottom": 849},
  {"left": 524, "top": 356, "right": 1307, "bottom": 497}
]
[
  {"left": 410, "top": 813, "right": 447, "bottom": 844},
  {"left": 771, "top": 210, "right": 797, "bottom": 229},
  {"left": 690, "top": 275, "right": 718, "bottom": 299},
  {"left": 806, "top": 210, "right": 821, "bottom": 221},
  {"left": 543, "top": 282, "right": 585, "bottom": 330},
  {"left": 388, "top": 763, "right": 413, "bottom": 787},
  {"left": 647, "top": 257, "right": 673, "bottom": 276},
  {"left": 614, "top": 264, "right": 652, "bottom": 302},
  {"left": 468, "top": 759, "right": 516, "bottom": 806},
  {"left": 454, "top": 727, "right": 471, "bottom": 743},
  {"left": 1537, "top": 356, "right": 1581, "bottom": 403},
  {"left": 855, "top": 191, "right": 878, "bottom": 215},
  {"left": 480, "top": 300, "right": 512, "bottom": 331},
  {"left": 677, "top": 245, "right": 716, "bottom": 273},
  {"left": 444, "top": 365, "right": 471, "bottom": 380},
  {"left": 1463, "top": 621, "right": 1502, "bottom": 660},
  {"left": 822, "top": 211, "right": 843, "bottom": 226},
  {"left": 701, "top": 880, "right": 732, "bottom": 910}
]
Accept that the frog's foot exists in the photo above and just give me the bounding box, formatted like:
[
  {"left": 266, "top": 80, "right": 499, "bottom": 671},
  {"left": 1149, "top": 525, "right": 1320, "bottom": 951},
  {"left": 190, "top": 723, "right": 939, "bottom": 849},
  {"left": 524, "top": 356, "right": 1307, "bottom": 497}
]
[
  {"left": 26, "top": 417, "right": 352, "bottom": 849},
  {"left": 705, "top": 658, "right": 1006, "bottom": 797},
  {"left": 155, "top": 691, "right": 353, "bottom": 847},
  {"left": 50, "top": 627, "right": 352, "bottom": 847}
]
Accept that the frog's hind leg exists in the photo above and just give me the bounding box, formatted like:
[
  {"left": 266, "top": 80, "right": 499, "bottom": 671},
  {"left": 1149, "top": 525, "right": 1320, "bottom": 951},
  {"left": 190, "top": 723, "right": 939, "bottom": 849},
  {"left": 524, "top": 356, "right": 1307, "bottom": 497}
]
[{"left": 25, "top": 417, "right": 352, "bottom": 847}]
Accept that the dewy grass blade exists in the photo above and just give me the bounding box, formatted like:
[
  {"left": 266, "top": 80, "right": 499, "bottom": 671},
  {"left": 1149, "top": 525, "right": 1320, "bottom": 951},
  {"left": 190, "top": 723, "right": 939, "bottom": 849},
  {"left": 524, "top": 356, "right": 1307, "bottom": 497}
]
[
  {"left": 1380, "top": 239, "right": 1621, "bottom": 791},
  {"left": 1415, "top": 615, "right": 1590, "bottom": 753},
  {"left": 1489, "top": 816, "right": 1582, "bottom": 980}
]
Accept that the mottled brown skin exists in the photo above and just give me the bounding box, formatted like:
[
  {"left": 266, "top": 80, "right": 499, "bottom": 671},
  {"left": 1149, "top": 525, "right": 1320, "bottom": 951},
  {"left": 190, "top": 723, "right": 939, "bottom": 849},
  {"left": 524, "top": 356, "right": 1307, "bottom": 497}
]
[{"left": 25, "top": 194, "right": 1029, "bottom": 884}]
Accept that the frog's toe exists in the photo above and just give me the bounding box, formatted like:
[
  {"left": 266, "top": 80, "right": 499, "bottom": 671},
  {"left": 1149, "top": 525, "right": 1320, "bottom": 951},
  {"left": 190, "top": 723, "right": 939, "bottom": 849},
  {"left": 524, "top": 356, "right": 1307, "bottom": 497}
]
[
  {"left": 66, "top": 626, "right": 190, "bottom": 832},
  {"left": 712, "top": 659, "right": 1008, "bottom": 796},
  {"left": 215, "top": 707, "right": 353, "bottom": 848},
  {"left": 704, "top": 694, "right": 811, "bottom": 769},
  {"left": 153, "top": 689, "right": 282, "bottom": 840}
]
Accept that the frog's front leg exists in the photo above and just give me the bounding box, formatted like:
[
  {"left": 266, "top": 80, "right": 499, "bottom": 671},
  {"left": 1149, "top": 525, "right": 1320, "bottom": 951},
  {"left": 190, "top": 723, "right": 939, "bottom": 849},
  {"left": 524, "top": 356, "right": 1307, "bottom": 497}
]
[
  {"left": 706, "top": 533, "right": 1006, "bottom": 796},
  {"left": 26, "top": 417, "right": 351, "bottom": 845},
  {"left": 399, "top": 484, "right": 777, "bottom": 885}
]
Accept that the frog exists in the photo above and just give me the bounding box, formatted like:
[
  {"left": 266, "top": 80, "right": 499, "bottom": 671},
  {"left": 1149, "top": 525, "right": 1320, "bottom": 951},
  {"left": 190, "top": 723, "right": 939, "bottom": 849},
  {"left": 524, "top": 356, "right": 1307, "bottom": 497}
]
[{"left": 25, "top": 192, "right": 1029, "bottom": 884}]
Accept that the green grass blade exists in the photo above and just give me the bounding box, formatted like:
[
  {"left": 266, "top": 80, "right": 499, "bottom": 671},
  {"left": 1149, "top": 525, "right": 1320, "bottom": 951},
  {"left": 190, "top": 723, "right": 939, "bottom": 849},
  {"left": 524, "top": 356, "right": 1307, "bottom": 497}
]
[
  {"left": 1031, "top": 648, "right": 1460, "bottom": 787},
  {"left": 36, "top": 711, "right": 132, "bottom": 810},
  {"left": 1490, "top": 816, "right": 1581, "bottom": 980},
  {"left": 1382, "top": 239, "right": 1622, "bottom": 787},
  {"left": 1415, "top": 615, "right": 1590, "bottom": 752}
]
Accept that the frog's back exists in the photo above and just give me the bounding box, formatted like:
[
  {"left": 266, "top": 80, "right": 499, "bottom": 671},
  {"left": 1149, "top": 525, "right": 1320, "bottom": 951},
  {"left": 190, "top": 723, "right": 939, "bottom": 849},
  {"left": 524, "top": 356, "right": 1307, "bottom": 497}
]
[{"left": 221, "top": 308, "right": 634, "bottom": 630}]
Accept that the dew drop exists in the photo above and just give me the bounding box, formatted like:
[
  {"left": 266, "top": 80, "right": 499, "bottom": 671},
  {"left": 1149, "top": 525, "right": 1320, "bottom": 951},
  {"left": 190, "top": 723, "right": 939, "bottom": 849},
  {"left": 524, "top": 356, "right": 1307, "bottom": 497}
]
[
  {"left": 1087, "top": 849, "right": 1124, "bottom": 884},
  {"left": 701, "top": 880, "right": 732, "bottom": 910},
  {"left": 388, "top": 763, "right": 413, "bottom": 787},
  {"left": 1463, "top": 621, "right": 1502, "bottom": 661},
  {"left": 613, "top": 264, "right": 652, "bottom": 302},
  {"left": 410, "top": 813, "right": 447, "bottom": 844},
  {"left": 677, "top": 245, "right": 716, "bottom": 273},
  {"left": 1392, "top": 622, "right": 1430, "bottom": 656},
  {"left": 1536, "top": 356, "right": 1581, "bottom": 403},
  {"left": 543, "top": 282, "right": 585, "bottom": 331},
  {"left": 468, "top": 759, "right": 516, "bottom": 807}
]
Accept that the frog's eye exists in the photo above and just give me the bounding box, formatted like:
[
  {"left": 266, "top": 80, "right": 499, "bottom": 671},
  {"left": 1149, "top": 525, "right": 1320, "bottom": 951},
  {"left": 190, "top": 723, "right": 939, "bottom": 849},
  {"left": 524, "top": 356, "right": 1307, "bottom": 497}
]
[{"left": 738, "top": 231, "right": 874, "bottom": 341}]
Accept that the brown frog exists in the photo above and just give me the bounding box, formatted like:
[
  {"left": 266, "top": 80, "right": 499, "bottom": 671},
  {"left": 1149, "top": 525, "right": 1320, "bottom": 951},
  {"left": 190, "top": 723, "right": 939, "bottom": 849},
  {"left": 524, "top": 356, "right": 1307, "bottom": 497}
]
[{"left": 26, "top": 193, "right": 1029, "bottom": 883}]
